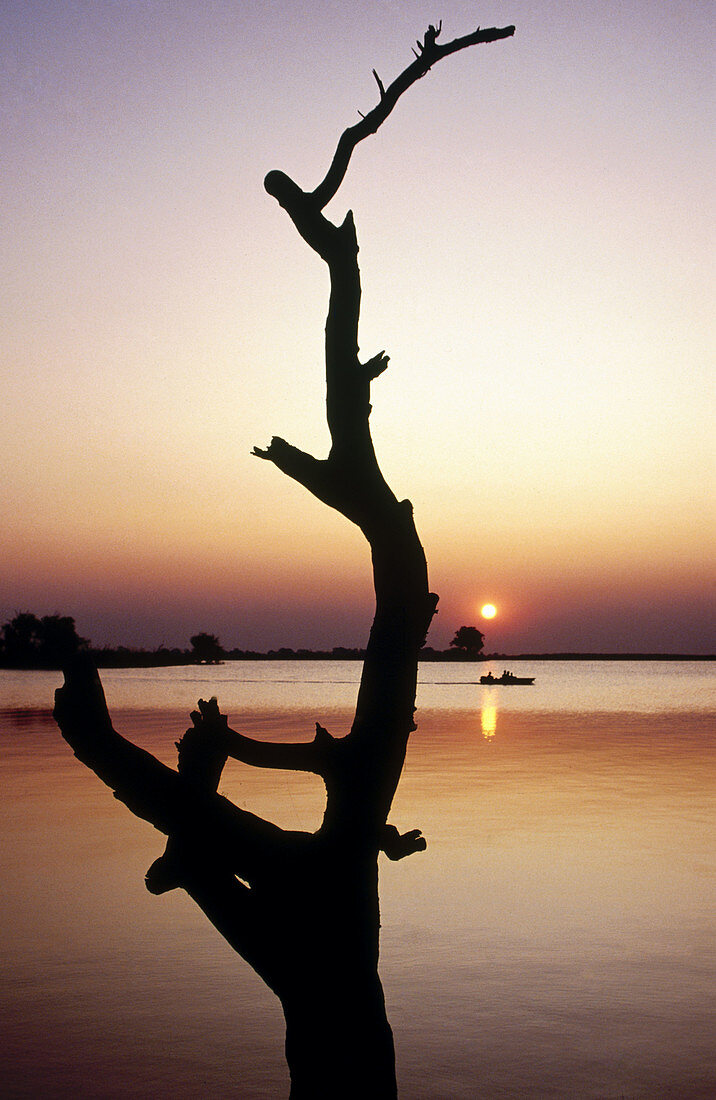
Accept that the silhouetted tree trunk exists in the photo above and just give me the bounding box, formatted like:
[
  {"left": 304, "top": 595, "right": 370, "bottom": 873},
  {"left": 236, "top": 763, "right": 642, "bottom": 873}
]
[{"left": 54, "top": 20, "right": 514, "bottom": 1098}]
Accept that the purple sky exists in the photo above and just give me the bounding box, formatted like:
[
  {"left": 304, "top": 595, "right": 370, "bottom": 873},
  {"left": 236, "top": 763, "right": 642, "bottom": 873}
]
[{"left": 2, "top": 2, "right": 714, "bottom": 652}]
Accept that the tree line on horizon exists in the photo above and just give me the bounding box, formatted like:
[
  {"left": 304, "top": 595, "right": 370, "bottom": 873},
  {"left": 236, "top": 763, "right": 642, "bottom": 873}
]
[{"left": 0, "top": 612, "right": 486, "bottom": 669}]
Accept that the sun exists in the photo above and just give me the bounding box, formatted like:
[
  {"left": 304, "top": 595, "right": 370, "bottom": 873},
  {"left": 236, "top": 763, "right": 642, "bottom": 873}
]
[{"left": 480, "top": 603, "right": 497, "bottom": 619}]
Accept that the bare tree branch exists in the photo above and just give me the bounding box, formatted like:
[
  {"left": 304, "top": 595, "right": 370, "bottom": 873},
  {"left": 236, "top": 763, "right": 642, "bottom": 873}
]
[
  {"left": 54, "top": 655, "right": 296, "bottom": 882},
  {"left": 311, "top": 22, "right": 515, "bottom": 209},
  {"left": 188, "top": 697, "right": 337, "bottom": 776}
]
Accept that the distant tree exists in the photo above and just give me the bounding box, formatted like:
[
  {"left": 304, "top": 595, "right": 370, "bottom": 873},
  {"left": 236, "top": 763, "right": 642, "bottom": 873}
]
[
  {"left": 450, "top": 625, "right": 485, "bottom": 659},
  {"left": 0, "top": 612, "right": 88, "bottom": 668},
  {"left": 189, "top": 632, "right": 225, "bottom": 664},
  {"left": 39, "top": 615, "right": 89, "bottom": 665},
  {"left": 1, "top": 612, "right": 41, "bottom": 665}
]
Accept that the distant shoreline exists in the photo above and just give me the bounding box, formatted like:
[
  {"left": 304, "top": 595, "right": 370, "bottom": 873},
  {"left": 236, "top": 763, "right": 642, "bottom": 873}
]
[{"left": 1, "top": 650, "right": 713, "bottom": 671}]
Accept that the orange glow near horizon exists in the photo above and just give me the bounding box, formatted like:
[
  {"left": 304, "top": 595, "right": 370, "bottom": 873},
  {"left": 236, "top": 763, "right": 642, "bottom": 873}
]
[{"left": 1, "top": 5, "right": 712, "bottom": 654}]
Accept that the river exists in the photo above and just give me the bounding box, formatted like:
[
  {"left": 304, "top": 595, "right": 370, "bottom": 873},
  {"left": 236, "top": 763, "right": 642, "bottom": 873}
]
[{"left": 1, "top": 660, "right": 713, "bottom": 1097}]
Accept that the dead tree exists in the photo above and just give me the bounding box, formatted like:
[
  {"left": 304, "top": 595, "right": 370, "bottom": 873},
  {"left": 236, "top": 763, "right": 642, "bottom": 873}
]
[{"left": 54, "top": 20, "right": 514, "bottom": 1099}]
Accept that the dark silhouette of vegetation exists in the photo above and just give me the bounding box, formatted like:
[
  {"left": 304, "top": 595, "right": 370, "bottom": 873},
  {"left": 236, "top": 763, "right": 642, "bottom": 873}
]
[
  {"left": 0, "top": 612, "right": 88, "bottom": 669},
  {"left": 0, "top": 612, "right": 493, "bottom": 670},
  {"left": 450, "top": 624, "right": 486, "bottom": 660},
  {"left": 53, "top": 19, "right": 515, "bottom": 1098},
  {"left": 189, "top": 632, "right": 225, "bottom": 664}
]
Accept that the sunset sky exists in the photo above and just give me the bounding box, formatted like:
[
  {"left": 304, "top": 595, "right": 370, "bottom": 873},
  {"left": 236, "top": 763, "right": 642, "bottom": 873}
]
[{"left": 2, "top": 1, "right": 713, "bottom": 653}]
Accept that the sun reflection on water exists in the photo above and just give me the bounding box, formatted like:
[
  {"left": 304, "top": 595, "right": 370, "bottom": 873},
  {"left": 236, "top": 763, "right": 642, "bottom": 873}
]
[{"left": 481, "top": 690, "right": 497, "bottom": 740}]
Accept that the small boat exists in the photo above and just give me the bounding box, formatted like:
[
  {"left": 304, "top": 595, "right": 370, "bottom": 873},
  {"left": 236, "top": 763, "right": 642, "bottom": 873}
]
[{"left": 479, "top": 672, "right": 535, "bottom": 686}]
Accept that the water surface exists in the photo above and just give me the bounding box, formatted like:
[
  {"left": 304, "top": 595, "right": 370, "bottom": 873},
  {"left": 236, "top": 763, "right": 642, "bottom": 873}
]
[{"left": 1, "top": 661, "right": 713, "bottom": 1097}]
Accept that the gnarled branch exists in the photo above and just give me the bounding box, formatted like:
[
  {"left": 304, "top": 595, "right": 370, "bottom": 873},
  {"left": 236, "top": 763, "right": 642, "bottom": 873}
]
[{"left": 54, "top": 655, "right": 296, "bottom": 883}]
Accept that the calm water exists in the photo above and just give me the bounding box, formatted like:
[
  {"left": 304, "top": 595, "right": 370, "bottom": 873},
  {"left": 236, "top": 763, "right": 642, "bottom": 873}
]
[{"left": 1, "top": 661, "right": 714, "bottom": 1098}]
